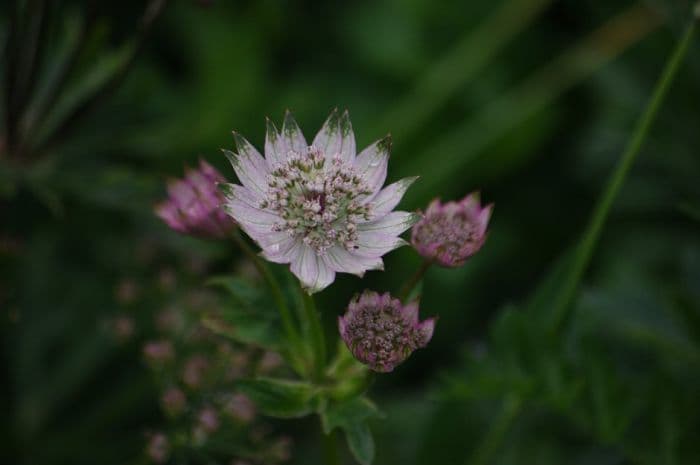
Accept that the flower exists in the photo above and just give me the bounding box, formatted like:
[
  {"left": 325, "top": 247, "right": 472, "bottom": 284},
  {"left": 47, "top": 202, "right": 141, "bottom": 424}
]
[
  {"left": 161, "top": 387, "right": 186, "bottom": 416},
  {"left": 338, "top": 291, "right": 435, "bottom": 372},
  {"left": 220, "top": 109, "right": 419, "bottom": 293},
  {"left": 146, "top": 433, "right": 169, "bottom": 463},
  {"left": 197, "top": 406, "right": 220, "bottom": 433},
  {"left": 155, "top": 160, "right": 235, "bottom": 239},
  {"left": 182, "top": 354, "right": 209, "bottom": 389},
  {"left": 411, "top": 192, "right": 492, "bottom": 268},
  {"left": 224, "top": 393, "right": 256, "bottom": 423},
  {"left": 143, "top": 340, "right": 174, "bottom": 364}
]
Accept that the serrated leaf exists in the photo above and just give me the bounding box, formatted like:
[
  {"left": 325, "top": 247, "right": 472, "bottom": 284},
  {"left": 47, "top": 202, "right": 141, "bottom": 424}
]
[{"left": 237, "top": 378, "right": 317, "bottom": 419}]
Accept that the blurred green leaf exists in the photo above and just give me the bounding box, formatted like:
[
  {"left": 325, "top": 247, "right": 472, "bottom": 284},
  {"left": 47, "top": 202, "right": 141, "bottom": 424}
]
[
  {"left": 237, "top": 378, "right": 318, "bottom": 419},
  {"left": 321, "top": 396, "right": 382, "bottom": 465}
]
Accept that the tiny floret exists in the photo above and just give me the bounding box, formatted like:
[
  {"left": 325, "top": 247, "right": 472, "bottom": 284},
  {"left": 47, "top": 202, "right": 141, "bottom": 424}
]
[
  {"left": 411, "top": 192, "right": 492, "bottom": 268},
  {"left": 338, "top": 291, "right": 435, "bottom": 372},
  {"left": 155, "top": 160, "right": 236, "bottom": 239},
  {"left": 221, "top": 109, "right": 419, "bottom": 293}
]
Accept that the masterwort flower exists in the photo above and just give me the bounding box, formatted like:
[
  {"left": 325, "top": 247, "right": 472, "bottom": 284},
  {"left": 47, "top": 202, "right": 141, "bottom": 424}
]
[
  {"left": 156, "top": 160, "right": 236, "bottom": 239},
  {"left": 220, "top": 109, "right": 419, "bottom": 293},
  {"left": 338, "top": 291, "right": 435, "bottom": 372},
  {"left": 411, "top": 192, "right": 492, "bottom": 268}
]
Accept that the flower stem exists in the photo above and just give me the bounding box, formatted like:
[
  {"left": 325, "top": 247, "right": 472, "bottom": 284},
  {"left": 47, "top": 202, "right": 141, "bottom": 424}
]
[
  {"left": 548, "top": 15, "right": 698, "bottom": 336},
  {"left": 398, "top": 260, "right": 432, "bottom": 302},
  {"left": 229, "top": 230, "right": 300, "bottom": 352},
  {"left": 301, "top": 290, "right": 327, "bottom": 382},
  {"left": 321, "top": 427, "right": 340, "bottom": 465},
  {"left": 466, "top": 394, "right": 523, "bottom": 465}
]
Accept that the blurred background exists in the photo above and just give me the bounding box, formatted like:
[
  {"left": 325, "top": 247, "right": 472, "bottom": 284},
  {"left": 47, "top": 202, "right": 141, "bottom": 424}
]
[{"left": 2, "top": 0, "right": 700, "bottom": 464}]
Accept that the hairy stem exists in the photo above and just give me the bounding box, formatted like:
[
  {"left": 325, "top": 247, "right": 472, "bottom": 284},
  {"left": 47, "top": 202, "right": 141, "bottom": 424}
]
[
  {"left": 229, "top": 230, "right": 301, "bottom": 355},
  {"left": 302, "top": 290, "right": 327, "bottom": 382}
]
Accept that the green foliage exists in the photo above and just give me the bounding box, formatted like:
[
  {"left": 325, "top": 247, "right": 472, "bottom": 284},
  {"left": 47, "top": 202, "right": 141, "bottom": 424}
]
[
  {"left": 3, "top": 1, "right": 700, "bottom": 465},
  {"left": 237, "top": 378, "right": 319, "bottom": 419},
  {"left": 321, "top": 396, "right": 383, "bottom": 465}
]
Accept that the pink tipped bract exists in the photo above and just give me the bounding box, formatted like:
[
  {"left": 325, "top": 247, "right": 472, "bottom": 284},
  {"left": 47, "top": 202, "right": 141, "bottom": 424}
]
[
  {"left": 155, "top": 160, "right": 236, "bottom": 239},
  {"left": 338, "top": 290, "right": 435, "bottom": 372},
  {"left": 220, "top": 109, "right": 419, "bottom": 294},
  {"left": 411, "top": 192, "right": 492, "bottom": 268}
]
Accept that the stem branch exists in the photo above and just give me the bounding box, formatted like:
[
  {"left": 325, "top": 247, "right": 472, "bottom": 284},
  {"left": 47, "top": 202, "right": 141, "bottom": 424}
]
[{"left": 398, "top": 260, "right": 432, "bottom": 302}]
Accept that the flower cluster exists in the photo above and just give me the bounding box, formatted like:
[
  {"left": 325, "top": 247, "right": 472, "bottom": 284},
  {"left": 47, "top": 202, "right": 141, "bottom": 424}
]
[
  {"left": 339, "top": 291, "right": 435, "bottom": 372},
  {"left": 220, "top": 109, "right": 419, "bottom": 293},
  {"left": 140, "top": 290, "right": 291, "bottom": 464},
  {"left": 411, "top": 192, "right": 492, "bottom": 268},
  {"left": 155, "top": 160, "right": 236, "bottom": 239}
]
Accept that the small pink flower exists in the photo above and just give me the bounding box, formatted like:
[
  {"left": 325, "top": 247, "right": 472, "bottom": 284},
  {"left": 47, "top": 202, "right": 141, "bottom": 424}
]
[
  {"left": 198, "top": 406, "right": 220, "bottom": 433},
  {"left": 182, "top": 354, "right": 209, "bottom": 388},
  {"left": 338, "top": 291, "right": 435, "bottom": 373},
  {"left": 220, "top": 109, "right": 419, "bottom": 293},
  {"left": 161, "top": 387, "right": 186, "bottom": 416},
  {"left": 143, "top": 340, "right": 174, "bottom": 364},
  {"left": 111, "top": 315, "right": 135, "bottom": 341},
  {"left": 146, "top": 433, "right": 169, "bottom": 463},
  {"left": 258, "top": 351, "right": 283, "bottom": 374},
  {"left": 225, "top": 393, "right": 256, "bottom": 423},
  {"left": 411, "top": 192, "right": 493, "bottom": 268},
  {"left": 155, "top": 160, "right": 235, "bottom": 239}
]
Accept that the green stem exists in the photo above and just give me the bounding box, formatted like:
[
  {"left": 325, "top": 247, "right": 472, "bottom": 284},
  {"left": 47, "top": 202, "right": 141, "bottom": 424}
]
[
  {"left": 398, "top": 260, "right": 432, "bottom": 302},
  {"left": 302, "top": 290, "right": 326, "bottom": 382},
  {"left": 549, "top": 17, "right": 698, "bottom": 336},
  {"left": 466, "top": 394, "right": 523, "bottom": 465},
  {"left": 230, "top": 230, "right": 300, "bottom": 351},
  {"left": 321, "top": 428, "right": 340, "bottom": 465}
]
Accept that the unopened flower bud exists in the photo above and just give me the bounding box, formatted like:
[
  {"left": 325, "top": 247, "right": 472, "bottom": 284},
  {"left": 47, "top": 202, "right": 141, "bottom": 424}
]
[
  {"left": 339, "top": 291, "right": 435, "bottom": 372},
  {"left": 411, "top": 192, "right": 492, "bottom": 268},
  {"left": 155, "top": 160, "right": 235, "bottom": 239}
]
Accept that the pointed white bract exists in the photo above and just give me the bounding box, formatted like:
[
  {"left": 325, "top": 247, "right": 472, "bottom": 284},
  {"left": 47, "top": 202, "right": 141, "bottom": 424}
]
[{"left": 221, "top": 110, "right": 418, "bottom": 293}]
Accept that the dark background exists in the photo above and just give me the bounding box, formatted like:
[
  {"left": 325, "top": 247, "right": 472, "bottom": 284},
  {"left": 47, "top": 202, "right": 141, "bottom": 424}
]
[{"left": 2, "top": 0, "right": 700, "bottom": 464}]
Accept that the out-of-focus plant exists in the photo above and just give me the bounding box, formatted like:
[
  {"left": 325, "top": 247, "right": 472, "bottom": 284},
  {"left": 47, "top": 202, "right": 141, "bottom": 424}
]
[
  {"left": 140, "top": 286, "right": 292, "bottom": 465},
  {"left": 0, "top": 0, "right": 169, "bottom": 209},
  {"left": 433, "top": 5, "right": 700, "bottom": 465}
]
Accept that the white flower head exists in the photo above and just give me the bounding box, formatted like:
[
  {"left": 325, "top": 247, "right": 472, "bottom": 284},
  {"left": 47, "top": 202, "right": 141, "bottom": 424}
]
[{"left": 221, "top": 109, "right": 419, "bottom": 294}]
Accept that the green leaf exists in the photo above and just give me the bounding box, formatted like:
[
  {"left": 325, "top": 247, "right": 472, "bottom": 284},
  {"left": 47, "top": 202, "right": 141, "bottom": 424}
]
[
  {"left": 207, "top": 275, "right": 261, "bottom": 306},
  {"left": 202, "top": 312, "right": 281, "bottom": 350},
  {"left": 205, "top": 275, "right": 282, "bottom": 350},
  {"left": 326, "top": 340, "right": 370, "bottom": 399},
  {"left": 345, "top": 421, "right": 375, "bottom": 465},
  {"left": 237, "top": 378, "right": 317, "bottom": 419},
  {"left": 321, "top": 396, "right": 382, "bottom": 465}
]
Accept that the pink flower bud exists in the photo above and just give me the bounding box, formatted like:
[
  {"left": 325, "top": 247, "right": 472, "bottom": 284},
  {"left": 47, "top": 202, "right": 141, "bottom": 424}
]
[
  {"left": 155, "top": 160, "right": 235, "bottom": 239},
  {"left": 411, "top": 192, "right": 492, "bottom": 268},
  {"left": 338, "top": 291, "right": 435, "bottom": 372}
]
